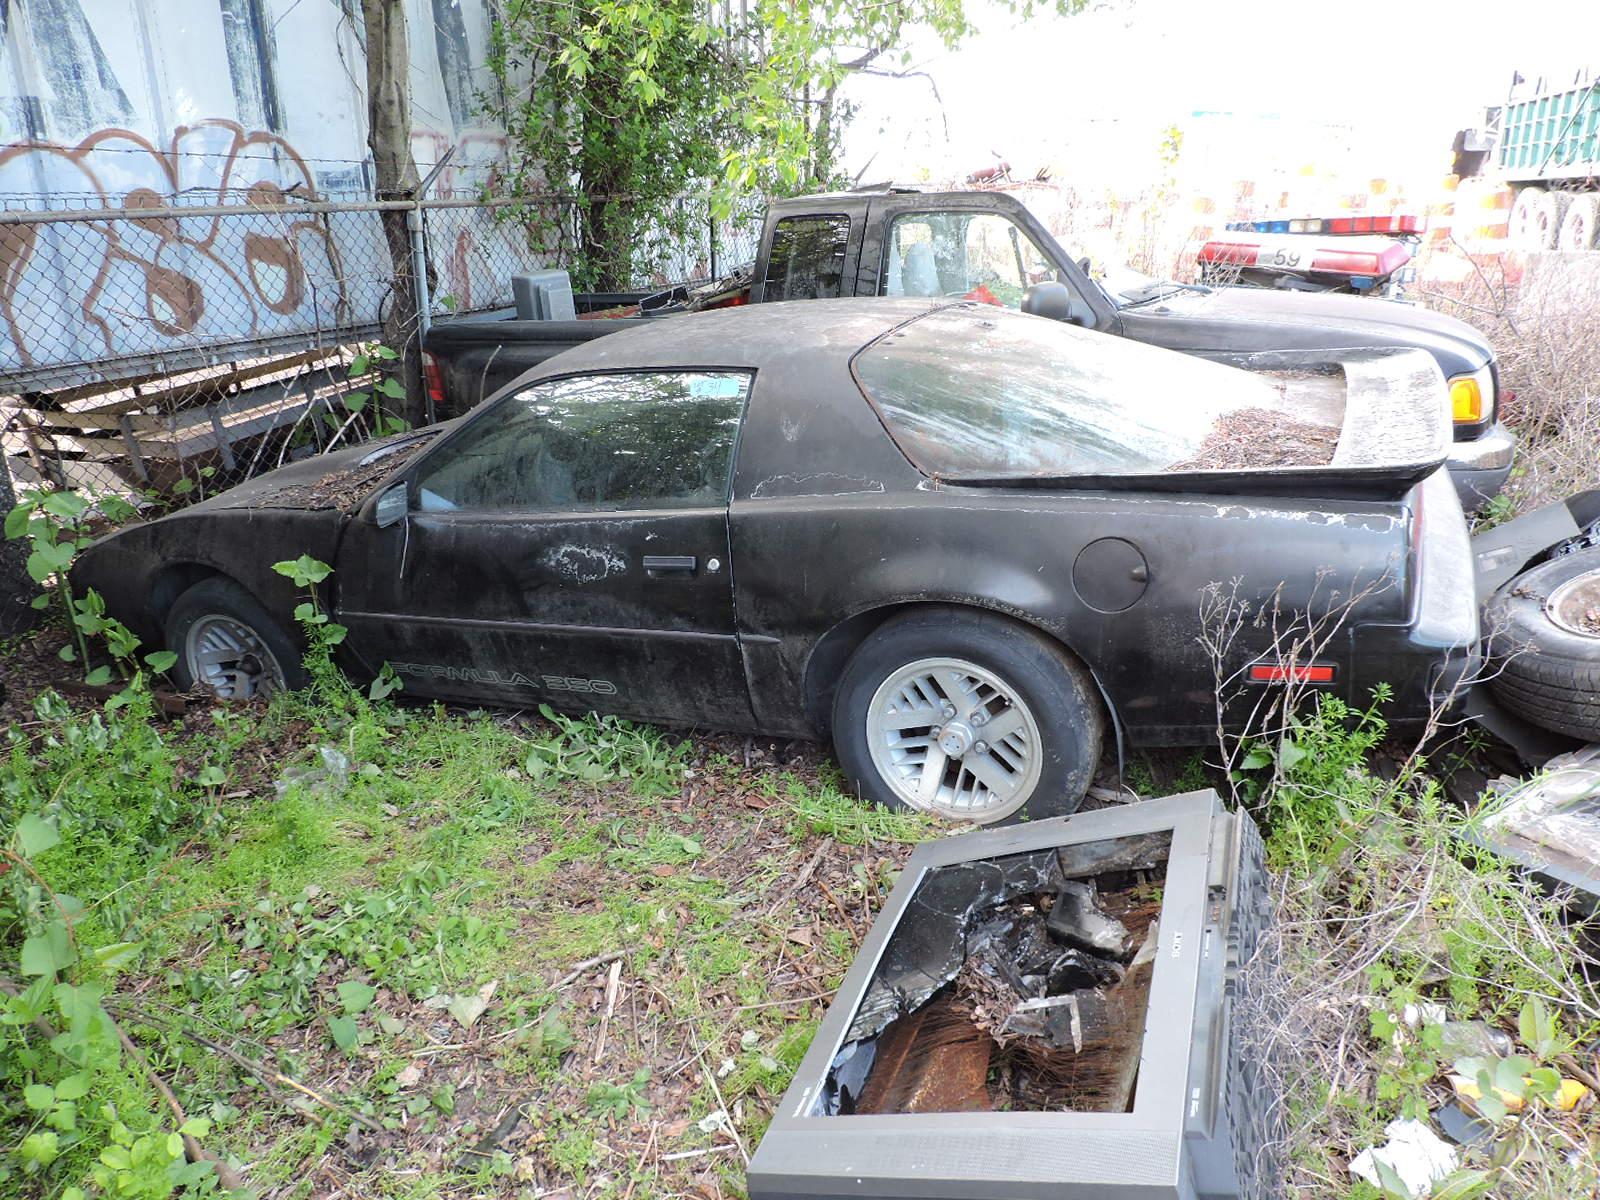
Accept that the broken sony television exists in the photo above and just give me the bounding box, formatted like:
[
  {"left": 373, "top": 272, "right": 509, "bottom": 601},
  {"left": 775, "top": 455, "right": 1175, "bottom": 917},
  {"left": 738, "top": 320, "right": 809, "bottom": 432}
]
[{"left": 746, "top": 790, "right": 1284, "bottom": 1200}]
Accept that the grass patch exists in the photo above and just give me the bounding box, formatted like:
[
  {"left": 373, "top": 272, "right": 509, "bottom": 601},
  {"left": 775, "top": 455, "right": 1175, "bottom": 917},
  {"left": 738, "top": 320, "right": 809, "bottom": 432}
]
[{"left": 1, "top": 644, "right": 920, "bottom": 1197}]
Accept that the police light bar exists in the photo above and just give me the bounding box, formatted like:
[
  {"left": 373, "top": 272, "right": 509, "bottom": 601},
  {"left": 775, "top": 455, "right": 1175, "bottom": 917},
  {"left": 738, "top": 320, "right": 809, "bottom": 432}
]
[
  {"left": 1226, "top": 215, "right": 1423, "bottom": 236},
  {"left": 1197, "top": 232, "right": 1413, "bottom": 279}
]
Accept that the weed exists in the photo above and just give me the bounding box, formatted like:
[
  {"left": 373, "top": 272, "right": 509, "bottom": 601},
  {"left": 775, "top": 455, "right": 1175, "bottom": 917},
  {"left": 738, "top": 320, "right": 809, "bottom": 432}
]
[
  {"left": 782, "top": 777, "right": 930, "bottom": 845},
  {"left": 587, "top": 1068, "right": 652, "bottom": 1119}
]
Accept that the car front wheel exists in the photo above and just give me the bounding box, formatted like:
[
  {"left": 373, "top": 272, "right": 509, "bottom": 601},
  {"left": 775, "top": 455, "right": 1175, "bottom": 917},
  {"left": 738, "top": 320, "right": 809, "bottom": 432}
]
[
  {"left": 831, "top": 608, "right": 1104, "bottom": 824},
  {"left": 166, "top": 577, "right": 305, "bottom": 700}
]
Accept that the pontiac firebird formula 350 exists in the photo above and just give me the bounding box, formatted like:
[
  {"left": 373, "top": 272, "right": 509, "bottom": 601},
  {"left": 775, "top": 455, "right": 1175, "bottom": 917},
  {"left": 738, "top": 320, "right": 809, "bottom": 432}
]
[{"left": 78, "top": 297, "right": 1555, "bottom": 823}]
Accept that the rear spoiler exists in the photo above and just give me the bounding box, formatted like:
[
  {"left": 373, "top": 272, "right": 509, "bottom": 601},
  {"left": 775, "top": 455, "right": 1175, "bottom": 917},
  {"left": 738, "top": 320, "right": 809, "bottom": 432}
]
[{"left": 941, "top": 348, "right": 1450, "bottom": 501}]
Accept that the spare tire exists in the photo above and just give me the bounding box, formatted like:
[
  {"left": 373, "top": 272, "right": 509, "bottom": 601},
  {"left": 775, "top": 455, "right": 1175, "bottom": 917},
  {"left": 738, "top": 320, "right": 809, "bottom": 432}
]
[{"left": 1484, "top": 547, "right": 1600, "bottom": 741}]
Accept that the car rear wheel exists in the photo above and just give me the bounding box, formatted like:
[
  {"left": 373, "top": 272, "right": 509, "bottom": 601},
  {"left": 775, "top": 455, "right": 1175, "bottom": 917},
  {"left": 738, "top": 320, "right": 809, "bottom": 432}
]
[
  {"left": 1485, "top": 547, "right": 1600, "bottom": 741},
  {"left": 166, "top": 578, "right": 305, "bottom": 700},
  {"left": 831, "top": 608, "right": 1103, "bottom": 823}
]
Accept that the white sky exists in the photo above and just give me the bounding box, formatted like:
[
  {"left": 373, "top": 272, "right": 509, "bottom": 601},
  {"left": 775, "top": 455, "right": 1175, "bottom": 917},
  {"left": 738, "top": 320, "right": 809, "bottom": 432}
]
[{"left": 838, "top": 0, "right": 1600, "bottom": 189}]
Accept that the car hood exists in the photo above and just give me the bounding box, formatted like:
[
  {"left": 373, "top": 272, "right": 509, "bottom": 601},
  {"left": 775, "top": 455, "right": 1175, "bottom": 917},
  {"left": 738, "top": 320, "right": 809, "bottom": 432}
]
[
  {"left": 188, "top": 425, "right": 450, "bottom": 514},
  {"left": 1119, "top": 286, "right": 1493, "bottom": 376}
]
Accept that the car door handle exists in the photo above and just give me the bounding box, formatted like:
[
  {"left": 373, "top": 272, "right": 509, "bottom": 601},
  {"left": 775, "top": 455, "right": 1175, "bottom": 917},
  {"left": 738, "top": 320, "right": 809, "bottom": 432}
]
[{"left": 643, "top": 554, "right": 697, "bottom": 577}]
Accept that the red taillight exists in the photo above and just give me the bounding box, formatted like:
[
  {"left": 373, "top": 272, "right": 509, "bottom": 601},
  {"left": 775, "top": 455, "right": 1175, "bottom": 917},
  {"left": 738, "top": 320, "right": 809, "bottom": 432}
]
[
  {"left": 1249, "top": 663, "right": 1336, "bottom": 684},
  {"left": 422, "top": 351, "right": 446, "bottom": 407}
]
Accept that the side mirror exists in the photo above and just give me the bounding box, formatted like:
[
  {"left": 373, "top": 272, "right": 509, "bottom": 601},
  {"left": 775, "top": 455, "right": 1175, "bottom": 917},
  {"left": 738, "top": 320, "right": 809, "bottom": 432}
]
[
  {"left": 1022, "top": 281, "right": 1091, "bottom": 327},
  {"left": 374, "top": 482, "right": 408, "bottom": 529}
]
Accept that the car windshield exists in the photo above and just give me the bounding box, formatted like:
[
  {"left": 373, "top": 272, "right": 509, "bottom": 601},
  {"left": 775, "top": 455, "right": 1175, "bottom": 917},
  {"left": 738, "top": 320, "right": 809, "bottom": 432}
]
[{"left": 853, "top": 305, "right": 1309, "bottom": 478}]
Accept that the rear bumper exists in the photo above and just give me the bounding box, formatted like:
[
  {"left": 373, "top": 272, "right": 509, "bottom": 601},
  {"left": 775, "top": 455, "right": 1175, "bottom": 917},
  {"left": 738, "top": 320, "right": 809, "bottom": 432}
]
[
  {"left": 1446, "top": 420, "right": 1516, "bottom": 511},
  {"left": 1354, "top": 468, "right": 1482, "bottom": 725}
]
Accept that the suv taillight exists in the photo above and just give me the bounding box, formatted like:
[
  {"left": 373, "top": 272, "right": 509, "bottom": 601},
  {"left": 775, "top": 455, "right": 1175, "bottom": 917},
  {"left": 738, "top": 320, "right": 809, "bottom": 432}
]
[{"left": 422, "top": 351, "right": 445, "bottom": 409}]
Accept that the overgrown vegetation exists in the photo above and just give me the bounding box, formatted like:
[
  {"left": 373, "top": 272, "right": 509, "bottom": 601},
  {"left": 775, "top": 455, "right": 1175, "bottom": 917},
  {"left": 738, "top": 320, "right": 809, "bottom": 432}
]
[
  {"left": 1420, "top": 249, "right": 1600, "bottom": 519},
  {"left": 1207, "top": 672, "right": 1596, "bottom": 1200},
  {"left": 485, "top": 0, "right": 1085, "bottom": 288},
  {"left": 0, "top": 555, "right": 931, "bottom": 1195}
]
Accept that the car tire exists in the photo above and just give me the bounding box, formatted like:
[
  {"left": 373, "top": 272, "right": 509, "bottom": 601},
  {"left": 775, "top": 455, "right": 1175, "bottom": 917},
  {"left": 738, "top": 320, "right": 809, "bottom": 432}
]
[
  {"left": 1484, "top": 547, "right": 1600, "bottom": 741},
  {"left": 166, "top": 577, "right": 306, "bottom": 700},
  {"left": 831, "top": 607, "right": 1103, "bottom": 824}
]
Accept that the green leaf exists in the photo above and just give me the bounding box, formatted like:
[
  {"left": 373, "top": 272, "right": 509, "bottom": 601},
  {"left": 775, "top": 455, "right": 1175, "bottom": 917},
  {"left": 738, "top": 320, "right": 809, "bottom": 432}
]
[
  {"left": 16, "top": 812, "right": 60, "bottom": 857},
  {"left": 1277, "top": 738, "right": 1307, "bottom": 770},
  {"left": 1526, "top": 1065, "right": 1561, "bottom": 1097},
  {"left": 57, "top": 642, "right": 77, "bottom": 662},
  {"left": 41, "top": 490, "right": 88, "bottom": 519},
  {"left": 273, "top": 555, "right": 333, "bottom": 587},
  {"left": 338, "top": 981, "right": 378, "bottom": 1015},
  {"left": 84, "top": 664, "right": 112, "bottom": 686},
  {"left": 5, "top": 501, "right": 33, "bottom": 539},
  {"left": 379, "top": 1015, "right": 406, "bottom": 1035},
  {"left": 92, "top": 941, "right": 143, "bottom": 973},
  {"left": 24, "top": 1082, "right": 55, "bottom": 1111},
  {"left": 1373, "top": 1159, "right": 1412, "bottom": 1199},
  {"left": 328, "top": 1015, "right": 360, "bottom": 1052},
  {"left": 28, "top": 543, "right": 74, "bottom": 582},
  {"left": 1240, "top": 746, "right": 1272, "bottom": 770},
  {"left": 20, "top": 1130, "right": 60, "bottom": 1166},
  {"left": 145, "top": 649, "right": 178, "bottom": 674},
  {"left": 20, "top": 925, "right": 74, "bottom": 977},
  {"left": 178, "top": 1115, "right": 212, "bottom": 1138},
  {"left": 54, "top": 1072, "right": 91, "bottom": 1101},
  {"left": 348, "top": 354, "right": 370, "bottom": 376},
  {"left": 1432, "top": 1169, "right": 1493, "bottom": 1200},
  {"left": 378, "top": 377, "right": 407, "bottom": 400}
]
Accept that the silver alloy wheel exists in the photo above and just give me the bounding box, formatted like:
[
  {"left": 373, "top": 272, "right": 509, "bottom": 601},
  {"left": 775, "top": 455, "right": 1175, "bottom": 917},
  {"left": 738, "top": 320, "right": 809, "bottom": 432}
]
[
  {"left": 866, "top": 656, "right": 1043, "bottom": 822},
  {"left": 184, "top": 614, "right": 286, "bottom": 699},
  {"left": 1547, "top": 568, "right": 1600, "bottom": 639}
]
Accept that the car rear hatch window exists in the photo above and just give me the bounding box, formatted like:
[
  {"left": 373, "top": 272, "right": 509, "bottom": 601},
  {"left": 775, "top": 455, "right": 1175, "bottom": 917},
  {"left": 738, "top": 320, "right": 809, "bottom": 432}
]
[{"left": 854, "top": 305, "right": 1342, "bottom": 479}]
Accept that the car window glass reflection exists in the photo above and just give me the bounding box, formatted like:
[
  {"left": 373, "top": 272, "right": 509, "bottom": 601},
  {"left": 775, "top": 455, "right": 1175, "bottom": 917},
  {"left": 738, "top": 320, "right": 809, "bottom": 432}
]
[
  {"left": 764, "top": 214, "right": 850, "bottom": 302},
  {"left": 415, "top": 371, "right": 751, "bottom": 513},
  {"left": 883, "top": 213, "right": 1058, "bottom": 307},
  {"left": 856, "top": 309, "right": 1306, "bottom": 477}
]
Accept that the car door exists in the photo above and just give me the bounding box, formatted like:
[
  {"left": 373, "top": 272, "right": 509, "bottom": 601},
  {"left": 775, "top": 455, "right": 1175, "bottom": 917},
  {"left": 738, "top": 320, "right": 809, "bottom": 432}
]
[{"left": 335, "top": 369, "right": 756, "bottom": 729}]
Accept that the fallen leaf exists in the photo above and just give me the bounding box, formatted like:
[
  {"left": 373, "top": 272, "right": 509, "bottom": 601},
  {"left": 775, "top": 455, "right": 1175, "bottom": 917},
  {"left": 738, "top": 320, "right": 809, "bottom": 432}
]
[
  {"left": 785, "top": 927, "right": 814, "bottom": 947},
  {"left": 395, "top": 1063, "right": 423, "bottom": 1088},
  {"left": 448, "top": 979, "right": 499, "bottom": 1029},
  {"left": 651, "top": 865, "right": 676, "bottom": 878}
]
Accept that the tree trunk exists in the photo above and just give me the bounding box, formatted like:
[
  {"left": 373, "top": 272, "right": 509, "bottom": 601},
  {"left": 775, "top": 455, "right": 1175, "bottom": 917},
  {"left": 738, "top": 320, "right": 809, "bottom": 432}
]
[
  {"left": 0, "top": 454, "right": 35, "bottom": 639},
  {"left": 362, "top": 0, "right": 427, "bottom": 428}
]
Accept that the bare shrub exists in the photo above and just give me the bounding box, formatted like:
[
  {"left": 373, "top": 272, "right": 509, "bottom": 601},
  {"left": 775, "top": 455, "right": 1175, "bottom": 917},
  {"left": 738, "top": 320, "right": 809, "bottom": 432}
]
[{"left": 1420, "top": 247, "right": 1600, "bottom": 514}]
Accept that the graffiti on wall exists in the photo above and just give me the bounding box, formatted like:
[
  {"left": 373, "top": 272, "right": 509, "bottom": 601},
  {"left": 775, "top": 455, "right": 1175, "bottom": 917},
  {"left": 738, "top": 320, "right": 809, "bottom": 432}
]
[
  {"left": 0, "top": 119, "right": 543, "bottom": 387},
  {"left": 0, "top": 121, "right": 358, "bottom": 376}
]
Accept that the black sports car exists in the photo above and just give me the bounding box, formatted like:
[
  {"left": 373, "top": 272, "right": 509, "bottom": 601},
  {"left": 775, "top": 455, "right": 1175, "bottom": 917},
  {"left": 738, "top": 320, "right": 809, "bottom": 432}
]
[{"left": 76, "top": 298, "right": 1486, "bottom": 822}]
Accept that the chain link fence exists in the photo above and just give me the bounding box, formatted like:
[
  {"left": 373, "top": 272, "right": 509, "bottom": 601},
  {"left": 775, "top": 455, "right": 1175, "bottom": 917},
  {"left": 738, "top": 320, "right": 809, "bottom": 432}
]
[{"left": 1, "top": 185, "right": 764, "bottom": 505}]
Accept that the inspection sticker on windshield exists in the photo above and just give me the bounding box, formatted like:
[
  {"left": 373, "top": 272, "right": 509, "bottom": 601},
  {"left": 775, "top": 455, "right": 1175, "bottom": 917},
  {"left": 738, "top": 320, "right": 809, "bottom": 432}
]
[{"left": 691, "top": 375, "right": 745, "bottom": 399}]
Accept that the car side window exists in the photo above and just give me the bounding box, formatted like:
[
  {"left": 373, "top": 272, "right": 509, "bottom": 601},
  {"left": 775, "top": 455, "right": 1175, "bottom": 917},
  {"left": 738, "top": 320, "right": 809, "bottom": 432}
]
[
  {"left": 762, "top": 214, "right": 851, "bottom": 301},
  {"left": 882, "top": 212, "right": 1058, "bottom": 307},
  {"left": 414, "top": 371, "right": 751, "bottom": 514}
]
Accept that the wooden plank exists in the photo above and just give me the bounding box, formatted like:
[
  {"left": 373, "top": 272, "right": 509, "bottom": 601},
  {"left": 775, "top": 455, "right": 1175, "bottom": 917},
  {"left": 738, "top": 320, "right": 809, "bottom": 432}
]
[{"left": 53, "top": 347, "right": 345, "bottom": 416}]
